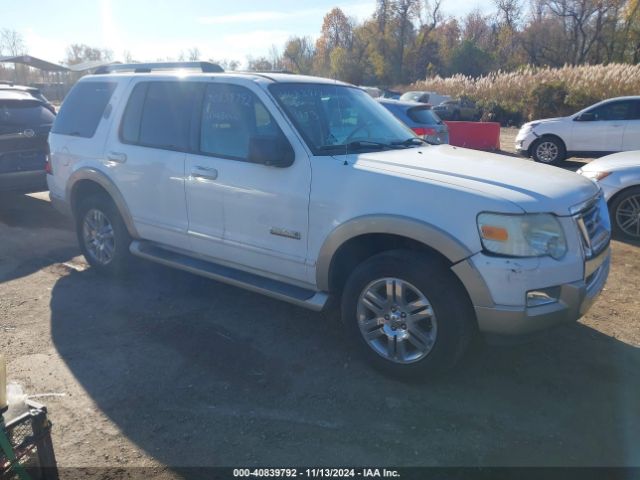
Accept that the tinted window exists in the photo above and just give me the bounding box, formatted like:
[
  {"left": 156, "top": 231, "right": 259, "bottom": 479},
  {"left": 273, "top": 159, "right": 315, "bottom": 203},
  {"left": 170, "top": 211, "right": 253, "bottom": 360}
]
[
  {"left": 0, "top": 100, "right": 55, "bottom": 126},
  {"left": 120, "top": 83, "right": 147, "bottom": 144},
  {"left": 200, "top": 84, "right": 281, "bottom": 160},
  {"left": 589, "top": 101, "right": 636, "bottom": 121},
  {"left": 52, "top": 81, "right": 116, "bottom": 138},
  {"left": 137, "top": 82, "right": 201, "bottom": 151},
  {"left": 408, "top": 107, "right": 442, "bottom": 125},
  {"left": 632, "top": 100, "right": 640, "bottom": 120}
]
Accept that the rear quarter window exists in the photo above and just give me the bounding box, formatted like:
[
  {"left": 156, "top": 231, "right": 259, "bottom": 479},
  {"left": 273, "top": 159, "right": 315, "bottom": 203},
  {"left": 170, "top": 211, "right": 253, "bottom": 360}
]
[
  {"left": 408, "top": 107, "right": 441, "bottom": 125},
  {"left": 51, "top": 81, "right": 116, "bottom": 138}
]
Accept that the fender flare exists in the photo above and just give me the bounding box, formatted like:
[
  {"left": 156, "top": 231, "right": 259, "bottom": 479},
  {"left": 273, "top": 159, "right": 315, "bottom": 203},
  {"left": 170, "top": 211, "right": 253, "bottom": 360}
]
[
  {"left": 315, "top": 214, "right": 474, "bottom": 292},
  {"left": 66, "top": 167, "right": 140, "bottom": 238}
]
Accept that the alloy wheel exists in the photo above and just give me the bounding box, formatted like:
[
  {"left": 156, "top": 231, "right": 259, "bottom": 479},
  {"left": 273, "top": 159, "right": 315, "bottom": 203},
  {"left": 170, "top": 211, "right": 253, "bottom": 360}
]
[
  {"left": 615, "top": 194, "right": 640, "bottom": 239},
  {"left": 356, "top": 277, "right": 438, "bottom": 364},
  {"left": 82, "top": 209, "right": 116, "bottom": 265},
  {"left": 536, "top": 141, "right": 559, "bottom": 163}
]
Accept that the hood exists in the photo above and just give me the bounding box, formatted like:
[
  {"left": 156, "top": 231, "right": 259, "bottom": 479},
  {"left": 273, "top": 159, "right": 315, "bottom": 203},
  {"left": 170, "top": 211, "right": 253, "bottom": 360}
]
[
  {"left": 354, "top": 145, "right": 599, "bottom": 215},
  {"left": 524, "top": 117, "right": 566, "bottom": 128},
  {"left": 580, "top": 151, "right": 640, "bottom": 172}
]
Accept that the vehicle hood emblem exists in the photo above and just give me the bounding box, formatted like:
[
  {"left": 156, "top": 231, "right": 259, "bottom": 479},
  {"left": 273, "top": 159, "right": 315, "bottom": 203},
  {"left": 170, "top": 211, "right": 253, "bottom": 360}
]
[{"left": 23, "top": 129, "right": 35, "bottom": 138}]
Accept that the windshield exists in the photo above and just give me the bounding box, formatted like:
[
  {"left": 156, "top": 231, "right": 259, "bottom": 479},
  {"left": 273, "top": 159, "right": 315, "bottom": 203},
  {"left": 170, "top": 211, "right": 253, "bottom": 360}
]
[{"left": 269, "top": 83, "right": 415, "bottom": 155}]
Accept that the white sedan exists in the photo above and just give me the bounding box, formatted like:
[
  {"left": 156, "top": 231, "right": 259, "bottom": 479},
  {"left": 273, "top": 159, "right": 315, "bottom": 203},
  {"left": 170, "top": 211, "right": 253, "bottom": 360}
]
[
  {"left": 578, "top": 151, "right": 640, "bottom": 240},
  {"left": 516, "top": 96, "right": 640, "bottom": 165}
]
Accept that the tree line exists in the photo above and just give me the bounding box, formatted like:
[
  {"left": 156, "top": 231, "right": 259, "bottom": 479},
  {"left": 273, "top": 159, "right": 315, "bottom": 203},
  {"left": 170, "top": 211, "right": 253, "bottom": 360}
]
[
  {"left": 2, "top": 0, "right": 639, "bottom": 87},
  {"left": 254, "top": 0, "right": 640, "bottom": 86}
]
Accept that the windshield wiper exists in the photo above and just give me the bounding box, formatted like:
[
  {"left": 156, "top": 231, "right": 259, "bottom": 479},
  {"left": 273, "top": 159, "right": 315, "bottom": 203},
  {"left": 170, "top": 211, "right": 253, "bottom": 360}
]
[
  {"left": 317, "top": 140, "right": 398, "bottom": 152},
  {"left": 391, "top": 137, "right": 435, "bottom": 147}
]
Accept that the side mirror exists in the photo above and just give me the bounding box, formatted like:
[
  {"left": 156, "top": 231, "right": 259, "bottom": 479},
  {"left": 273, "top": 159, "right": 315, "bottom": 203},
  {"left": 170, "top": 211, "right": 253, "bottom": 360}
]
[
  {"left": 576, "top": 112, "right": 596, "bottom": 122},
  {"left": 248, "top": 135, "right": 295, "bottom": 168}
]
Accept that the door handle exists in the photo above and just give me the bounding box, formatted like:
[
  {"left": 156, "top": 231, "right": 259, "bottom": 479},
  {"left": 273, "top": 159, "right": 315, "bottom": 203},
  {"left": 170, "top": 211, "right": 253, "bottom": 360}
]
[
  {"left": 193, "top": 166, "right": 218, "bottom": 181},
  {"left": 106, "top": 151, "right": 127, "bottom": 163}
]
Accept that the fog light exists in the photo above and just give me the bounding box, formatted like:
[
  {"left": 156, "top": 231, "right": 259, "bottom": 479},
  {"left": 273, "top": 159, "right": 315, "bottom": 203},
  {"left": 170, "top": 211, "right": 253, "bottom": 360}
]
[{"left": 527, "top": 287, "right": 560, "bottom": 307}]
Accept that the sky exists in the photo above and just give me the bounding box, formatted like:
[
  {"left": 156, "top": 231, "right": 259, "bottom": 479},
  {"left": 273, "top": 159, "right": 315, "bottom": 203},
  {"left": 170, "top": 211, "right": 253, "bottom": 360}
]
[{"left": 2, "top": 0, "right": 497, "bottom": 67}]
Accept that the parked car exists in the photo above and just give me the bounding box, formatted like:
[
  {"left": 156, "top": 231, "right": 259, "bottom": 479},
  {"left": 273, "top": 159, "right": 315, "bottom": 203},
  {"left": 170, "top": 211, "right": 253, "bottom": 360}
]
[
  {"left": 400, "top": 91, "right": 451, "bottom": 106},
  {"left": 516, "top": 96, "right": 640, "bottom": 165},
  {"left": 48, "top": 63, "right": 611, "bottom": 378},
  {"left": 0, "top": 90, "right": 55, "bottom": 193},
  {"left": 359, "top": 86, "right": 382, "bottom": 98},
  {"left": 378, "top": 98, "right": 449, "bottom": 145},
  {"left": 380, "top": 89, "right": 401, "bottom": 100},
  {"left": 0, "top": 82, "right": 56, "bottom": 113},
  {"left": 433, "top": 99, "right": 481, "bottom": 121},
  {"left": 578, "top": 151, "right": 640, "bottom": 240}
]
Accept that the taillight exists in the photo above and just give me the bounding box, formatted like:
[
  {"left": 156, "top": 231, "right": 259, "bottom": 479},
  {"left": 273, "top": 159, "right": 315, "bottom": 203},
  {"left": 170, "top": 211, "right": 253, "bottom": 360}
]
[
  {"left": 412, "top": 127, "right": 437, "bottom": 137},
  {"left": 45, "top": 153, "right": 52, "bottom": 174}
]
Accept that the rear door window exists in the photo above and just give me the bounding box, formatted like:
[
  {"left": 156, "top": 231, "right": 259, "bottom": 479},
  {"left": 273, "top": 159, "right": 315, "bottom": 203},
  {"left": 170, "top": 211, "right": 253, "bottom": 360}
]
[
  {"left": 121, "top": 81, "right": 202, "bottom": 151},
  {"left": 139, "top": 82, "right": 201, "bottom": 151},
  {"left": 51, "top": 81, "right": 116, "bottom": 138}
]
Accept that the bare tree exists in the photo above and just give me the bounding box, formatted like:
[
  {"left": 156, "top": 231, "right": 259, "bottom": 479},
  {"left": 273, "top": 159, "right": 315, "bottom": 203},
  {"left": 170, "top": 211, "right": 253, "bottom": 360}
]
[
  {"left": 65, "top": 44, "right": 113, "bottom": 65},
  {"left": 188, "top": 47, "right": 201, "bottom": 61},
  {"left": 494, "top": 0, "right": 523, "bottom": 29},
  {"left": 0, "top": 29, "right": 27, "bottom": 56}
]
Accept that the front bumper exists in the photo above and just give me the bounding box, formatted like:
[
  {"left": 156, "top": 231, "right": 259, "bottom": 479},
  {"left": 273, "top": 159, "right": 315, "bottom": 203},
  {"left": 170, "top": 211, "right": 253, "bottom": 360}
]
[
  {"left": 474, "top": 248, "right": 611, "bottom": 336},
  {"left": 515, "top": 130, "right": 536, "bottom": 156}
]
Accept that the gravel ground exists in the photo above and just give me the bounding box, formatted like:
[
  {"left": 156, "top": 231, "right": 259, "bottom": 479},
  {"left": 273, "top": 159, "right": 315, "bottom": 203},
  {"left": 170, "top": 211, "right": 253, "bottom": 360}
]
[{"left": 0, "top": 145, "right": 639, "bottom": 476}]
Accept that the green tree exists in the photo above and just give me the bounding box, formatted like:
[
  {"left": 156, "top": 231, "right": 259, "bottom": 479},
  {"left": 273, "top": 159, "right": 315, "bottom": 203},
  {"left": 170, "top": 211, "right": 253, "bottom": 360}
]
[{"left": 448, "top": 40, "right": 494, "bottom": 77}]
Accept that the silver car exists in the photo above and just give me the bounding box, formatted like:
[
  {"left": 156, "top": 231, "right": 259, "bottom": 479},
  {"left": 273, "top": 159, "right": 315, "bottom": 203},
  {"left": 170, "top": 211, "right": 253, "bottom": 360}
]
[
  {"left": 378, "top": 98, "right": 449, "bottom": 145},
  {"left": 578, "top": 151, "right": 640, "bottom": 240}
]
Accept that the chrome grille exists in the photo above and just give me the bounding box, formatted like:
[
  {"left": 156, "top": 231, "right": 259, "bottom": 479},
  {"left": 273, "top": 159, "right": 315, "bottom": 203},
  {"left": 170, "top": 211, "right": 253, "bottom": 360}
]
[{"left": 575, "top": 195, "right": 611, "bottom": 259}]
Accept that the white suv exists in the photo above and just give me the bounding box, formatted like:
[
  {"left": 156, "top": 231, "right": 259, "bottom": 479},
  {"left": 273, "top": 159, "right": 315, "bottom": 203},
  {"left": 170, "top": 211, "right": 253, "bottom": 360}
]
[
  {"left": 516, "top": 96, "right": 640, "bottom": 165},
  {"left": 47, "top": 63, "right": 611, "bottom": 378}
]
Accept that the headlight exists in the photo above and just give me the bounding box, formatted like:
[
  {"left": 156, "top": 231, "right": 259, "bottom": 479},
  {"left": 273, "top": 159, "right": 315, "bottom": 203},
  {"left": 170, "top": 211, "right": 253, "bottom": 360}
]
[
  {"left": 579, "top": 170, "right": 611, "bottom": 182},
  {"left": 519, "top": 122, "right": 539, "bottom": 135},
  {"left": 477, "top": 213, "right": 567, "bottom": 259}
]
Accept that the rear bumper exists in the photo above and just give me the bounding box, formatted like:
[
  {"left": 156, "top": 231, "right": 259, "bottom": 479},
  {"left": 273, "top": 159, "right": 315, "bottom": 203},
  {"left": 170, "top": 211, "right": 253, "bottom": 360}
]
[
  {"left": 474, "top": 248, "right": 610, "bottom": 336},
  {"left": 0, "top": 170, "right": 47, "bottom": 193}
]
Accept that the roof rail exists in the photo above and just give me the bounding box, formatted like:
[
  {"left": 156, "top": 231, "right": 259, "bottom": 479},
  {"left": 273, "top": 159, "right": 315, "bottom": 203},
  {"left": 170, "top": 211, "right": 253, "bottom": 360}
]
[
  {"left": 239, "top": 69, "right": 294, "bottom": 75},
  {"left": 94, "top": 61, "right": 224, "bottom": 74}
]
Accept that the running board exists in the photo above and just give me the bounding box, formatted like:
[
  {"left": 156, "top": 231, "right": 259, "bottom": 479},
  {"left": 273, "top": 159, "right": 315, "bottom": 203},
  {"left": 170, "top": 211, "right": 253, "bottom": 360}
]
[{"left": 130, "top": 240, "right": 329, "bottom": 311}]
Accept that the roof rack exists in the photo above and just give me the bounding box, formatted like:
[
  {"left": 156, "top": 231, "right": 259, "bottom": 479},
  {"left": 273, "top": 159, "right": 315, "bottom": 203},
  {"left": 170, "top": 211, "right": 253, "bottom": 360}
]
[
  {"left": 239, "top": 69, "right": 294, "bottom": 74},
  {"left": 94, "top": 62, "right": 224, "bottom": 75}
]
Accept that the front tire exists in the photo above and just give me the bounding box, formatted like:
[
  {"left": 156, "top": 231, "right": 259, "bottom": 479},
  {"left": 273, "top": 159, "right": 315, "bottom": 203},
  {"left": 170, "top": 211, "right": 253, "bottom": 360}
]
[
  {"left": 341, "top": 250, "right": 475, "bottom": 378},
  {"left": 610, "top": 186, "right": 640, "bottom": 241},
  {"left": 76, "top": 193, "right": 132, "bottom": 275},
  {"left": 531, "top": 137, "right": 566, "bottom": 165}
]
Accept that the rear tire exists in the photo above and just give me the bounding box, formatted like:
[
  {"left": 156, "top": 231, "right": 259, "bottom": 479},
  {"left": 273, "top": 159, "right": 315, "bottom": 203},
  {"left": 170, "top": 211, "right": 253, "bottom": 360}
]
[
  {"left": 609, "top": 186, "right": 640, "bottom": 241},
  {"left": 76, "top": 193, "right": 132, "bottom": 275},
  {"left": 531, "top": 137, "right": 566, "bottom": 165},
  {"left": 341, "top": 250, "right": 475, "bottom": 379}
]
